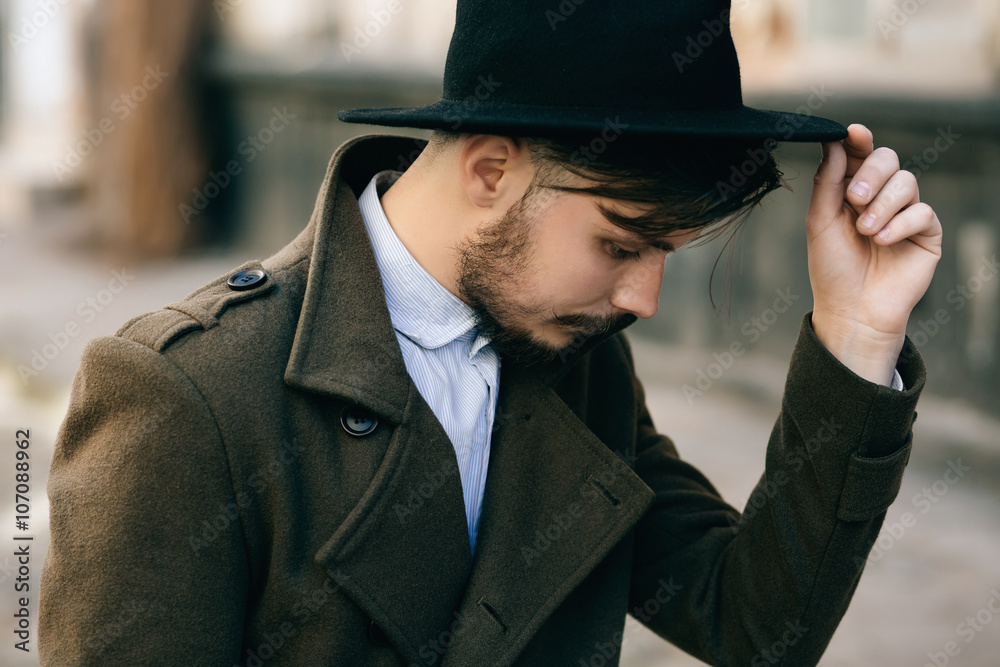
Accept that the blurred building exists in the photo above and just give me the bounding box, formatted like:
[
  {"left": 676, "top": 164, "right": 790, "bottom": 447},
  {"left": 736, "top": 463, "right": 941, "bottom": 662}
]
[
  {"left": 0, "top": 0, "right": 93, "bottom": 227},
  {"left": 735, "top": 0, "right": 1000, "bottom": 97}
]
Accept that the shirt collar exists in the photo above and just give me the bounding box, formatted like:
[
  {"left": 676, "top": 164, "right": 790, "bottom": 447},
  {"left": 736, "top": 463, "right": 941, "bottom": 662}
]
[{"left": 359, "top": 171, "right": 490, "bottom": 353}]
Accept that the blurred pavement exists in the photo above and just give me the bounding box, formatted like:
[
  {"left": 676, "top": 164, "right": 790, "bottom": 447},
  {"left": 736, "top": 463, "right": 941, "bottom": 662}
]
[{"left": 1, "top": 222, "right": 999, "bottom": 666}]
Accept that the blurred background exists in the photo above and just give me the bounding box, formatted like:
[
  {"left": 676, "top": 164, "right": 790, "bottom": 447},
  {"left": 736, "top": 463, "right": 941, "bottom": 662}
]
[{"left": 1, "top": 0, "right": 999, "bottom": 665}]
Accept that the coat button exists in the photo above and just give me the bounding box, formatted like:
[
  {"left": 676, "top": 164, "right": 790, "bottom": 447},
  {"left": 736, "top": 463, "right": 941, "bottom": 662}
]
[
  {"left": 227, "top": 269, "right": 267, "bottom": 291},
  {"left": 367, "top": 618, "right": 390, "bottom": 646},
  {"left": 341, "top": 405, "right": 378, "bottom": 437}
]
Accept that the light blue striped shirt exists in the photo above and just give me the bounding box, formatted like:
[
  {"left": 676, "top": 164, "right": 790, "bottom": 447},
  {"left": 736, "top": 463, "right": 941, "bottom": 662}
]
[{"left": 358, "top": 172, "right": 500, "bottom": 555}]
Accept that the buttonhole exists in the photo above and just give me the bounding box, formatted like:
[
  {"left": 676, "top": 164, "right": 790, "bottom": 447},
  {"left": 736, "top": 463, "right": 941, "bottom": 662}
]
[
  {"left": 587, "top": 475, "right": 621, "bottom": 508},
  {"left": 478, "top": 597, "right": 508, "bottom": 633}
]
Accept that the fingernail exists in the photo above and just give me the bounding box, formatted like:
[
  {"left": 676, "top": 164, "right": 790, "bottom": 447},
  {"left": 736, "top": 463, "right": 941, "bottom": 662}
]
[
  {"left": 850, "top": 181, "right": 871, "bottom": 199},
  {"left": 878, "top": 227, "right": 891, "bottom": 241},
  {"left": 860, "top": 213, "right": 877, "bottom": 230}
]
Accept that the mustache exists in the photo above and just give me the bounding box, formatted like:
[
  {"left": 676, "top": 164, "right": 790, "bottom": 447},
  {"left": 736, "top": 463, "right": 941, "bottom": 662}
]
[{"left": 551, "top": 312, "right": 638, "bottom": 337}]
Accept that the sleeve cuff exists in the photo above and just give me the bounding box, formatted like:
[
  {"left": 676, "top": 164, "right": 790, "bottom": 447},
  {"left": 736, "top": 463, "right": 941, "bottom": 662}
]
[{"left": 785, "top": 312, "right": 926, "bottom": 460}]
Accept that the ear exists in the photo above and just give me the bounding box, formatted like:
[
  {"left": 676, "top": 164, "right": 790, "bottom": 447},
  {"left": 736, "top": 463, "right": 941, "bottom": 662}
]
[{"left": 458, "top": 135, "right": 532, "bottom": 209}]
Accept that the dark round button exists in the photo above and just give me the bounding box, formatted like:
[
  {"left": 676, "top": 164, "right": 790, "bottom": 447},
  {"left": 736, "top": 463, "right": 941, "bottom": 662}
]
[
  {"left": 367, "top": 618, "right": 390, "bottom": 646},
  {"left": 227, "top": 269, "right": 267, "bottom": 291},
  {"left": 341, "top": 405, "right": 378, "bottom": 437}
]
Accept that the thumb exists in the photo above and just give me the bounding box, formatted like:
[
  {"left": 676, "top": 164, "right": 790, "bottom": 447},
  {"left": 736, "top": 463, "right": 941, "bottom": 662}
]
[{"left": 807, "top": 140, "right": 849, "bottom": 226}]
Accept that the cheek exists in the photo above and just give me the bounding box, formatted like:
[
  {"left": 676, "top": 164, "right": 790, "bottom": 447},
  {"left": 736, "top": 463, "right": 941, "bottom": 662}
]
[{"left": 529, "top": 228, "right": 612, "bottom": 306}]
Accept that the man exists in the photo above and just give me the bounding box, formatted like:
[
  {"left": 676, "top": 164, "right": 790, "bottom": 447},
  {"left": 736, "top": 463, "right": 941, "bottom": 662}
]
[{"left": 40, "top": 1, "right": 941, "bottom": 665}]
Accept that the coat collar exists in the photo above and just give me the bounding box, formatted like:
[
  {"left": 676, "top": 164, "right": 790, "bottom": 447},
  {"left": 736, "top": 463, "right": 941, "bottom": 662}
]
[
  {"left": 283, "top": 134, "right": 417, "bottom": 422},
  {"left": 282, "top": 134, "right": 654, "bottom": 665}
]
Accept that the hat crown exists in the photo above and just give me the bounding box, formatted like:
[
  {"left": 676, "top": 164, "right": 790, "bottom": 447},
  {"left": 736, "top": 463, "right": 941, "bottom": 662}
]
[
  {"left": 442, "top": 0, "right": 743, "bottom": 112},
  {"left": 337, "top": 0, "right": 847, "bottom": 141}
]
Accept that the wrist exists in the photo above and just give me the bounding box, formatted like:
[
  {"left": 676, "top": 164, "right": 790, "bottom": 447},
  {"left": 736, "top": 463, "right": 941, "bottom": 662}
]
[{"left": 810, "top": 310, "right": 905, "bottom": 386}]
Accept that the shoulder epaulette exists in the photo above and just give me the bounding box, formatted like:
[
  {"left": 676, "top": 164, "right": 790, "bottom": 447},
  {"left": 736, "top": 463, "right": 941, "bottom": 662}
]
[{"left": 117, "top": 260, "right": 275, "bottom": 352}]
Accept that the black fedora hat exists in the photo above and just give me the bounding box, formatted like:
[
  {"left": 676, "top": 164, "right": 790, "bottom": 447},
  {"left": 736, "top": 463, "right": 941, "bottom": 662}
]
[{"left": 338, "top": 0, "right": 846, "bottom": 142}]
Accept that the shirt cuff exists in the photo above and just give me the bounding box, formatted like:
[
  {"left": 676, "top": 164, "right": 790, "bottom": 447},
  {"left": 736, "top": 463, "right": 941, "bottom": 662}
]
[{"left": 890, "top": 368, "right": 904, "bottom": 391}]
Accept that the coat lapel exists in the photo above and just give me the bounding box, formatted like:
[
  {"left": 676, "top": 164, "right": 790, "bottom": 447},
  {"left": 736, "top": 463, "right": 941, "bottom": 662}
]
[
  {"left": 442, "top": 361, "right": 655, "bottom": 666},
  {"left": 283, "top": 135, "right": 474, "bottom": 663},
  {"left": 312, "top": 381, "right": 475, "bottom": 664}
]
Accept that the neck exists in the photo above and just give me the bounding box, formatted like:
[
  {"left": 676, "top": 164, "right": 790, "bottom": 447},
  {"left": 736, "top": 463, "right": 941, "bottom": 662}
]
[{"left": 380, "top": 157, "right": 474, "bottom": 303}]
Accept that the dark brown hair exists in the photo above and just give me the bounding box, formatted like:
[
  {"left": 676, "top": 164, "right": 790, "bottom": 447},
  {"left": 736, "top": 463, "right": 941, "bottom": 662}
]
[{"left": 431, "top": 129, "right": 784, "bottom": 247}]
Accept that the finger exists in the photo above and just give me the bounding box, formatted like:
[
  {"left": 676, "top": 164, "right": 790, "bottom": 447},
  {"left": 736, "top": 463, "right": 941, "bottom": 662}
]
[
  {"left": 807, "top": 140, "right": 849, "bottom": 225},
  {"left": 870, "top": 202, "right": 942, "bottom": 252},
  {"left": 856, "top": 169, "right": 920, "bottom": 237},
  {"left": 845, "top": 146, "right": 901, "bottom": 212},
  {"left": 844, "top": 124, "right": 875, "bottom": 179}
]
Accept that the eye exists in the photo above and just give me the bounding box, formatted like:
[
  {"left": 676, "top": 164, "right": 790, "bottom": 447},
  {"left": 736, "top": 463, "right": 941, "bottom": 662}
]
[{"left": 608, "top": 242, "right": 642, "bottom": 262}]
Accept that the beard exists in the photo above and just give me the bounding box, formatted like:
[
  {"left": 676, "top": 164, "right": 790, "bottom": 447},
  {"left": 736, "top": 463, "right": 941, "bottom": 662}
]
[{"left": 455, "top": 184, "right": 637, "bottom": 365}]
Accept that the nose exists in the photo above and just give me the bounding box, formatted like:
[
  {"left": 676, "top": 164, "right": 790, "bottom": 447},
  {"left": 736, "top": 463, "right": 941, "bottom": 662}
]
[{"left": 609, "top": 253, "right": 665, "bottom": 319}]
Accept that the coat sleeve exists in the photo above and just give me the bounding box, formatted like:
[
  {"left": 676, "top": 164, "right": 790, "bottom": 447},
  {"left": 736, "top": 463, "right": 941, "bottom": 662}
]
[
  {"left": 40, "top": 335, "right": 248, "bottom": 665},
  {"left": 626, "top": 313, "right": 923, "bottom": 667}
]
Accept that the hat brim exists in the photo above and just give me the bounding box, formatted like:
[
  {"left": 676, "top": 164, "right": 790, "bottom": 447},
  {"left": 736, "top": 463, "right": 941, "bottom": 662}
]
[{"left": 337, "top": 101, "right": 847, "bottom": 143}]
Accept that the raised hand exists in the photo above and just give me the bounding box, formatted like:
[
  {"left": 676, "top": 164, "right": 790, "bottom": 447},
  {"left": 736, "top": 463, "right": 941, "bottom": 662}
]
[{"left": 806, "top": 124, "right": 943, "bottom": 385}]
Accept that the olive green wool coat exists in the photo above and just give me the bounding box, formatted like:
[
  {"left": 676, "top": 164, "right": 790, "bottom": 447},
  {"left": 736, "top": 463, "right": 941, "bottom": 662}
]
[{"left": 40, "top": 135, "right": 924, "bottom": 666}]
